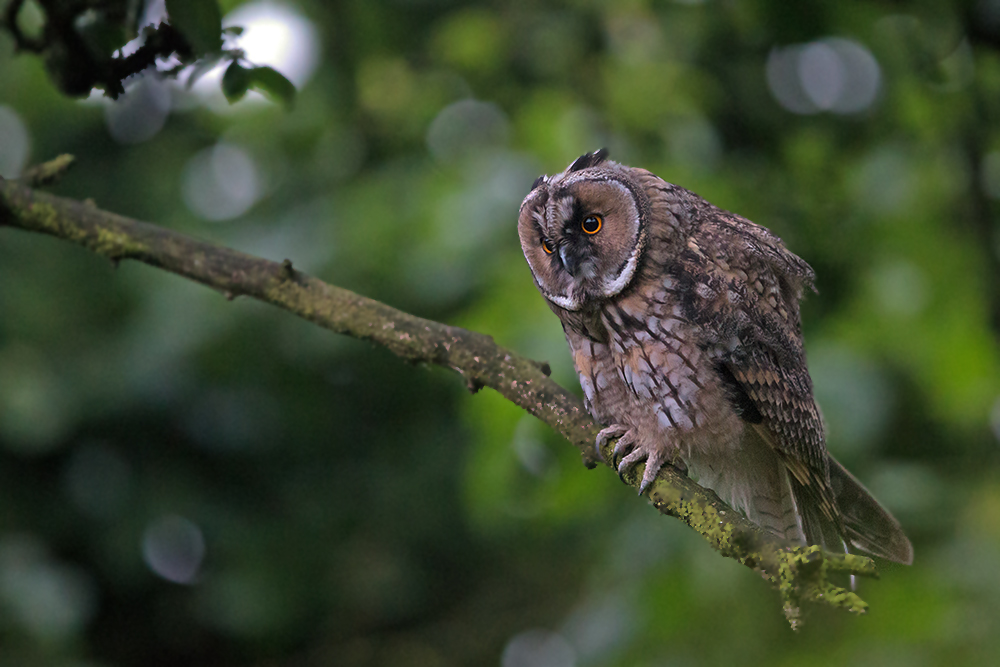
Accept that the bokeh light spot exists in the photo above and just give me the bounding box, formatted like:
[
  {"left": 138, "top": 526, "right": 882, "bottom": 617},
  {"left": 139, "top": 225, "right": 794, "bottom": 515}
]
[
  {"left": 62, "top": 442, "right": 133, "bottom": 520},
  {"left": 0, "top": 535, "right": 97, "bottom": 643},
  {"left": 605, "top": 12, "right": 664, "bottom": 64},
  {"left": 991, "top": 395, "right": 1000, "bottom": 444},
  {"left": 182, "top": 143, "right": 261, "bottom": 221},
  {"left": 981, "top": 150, "right": 1000, "bottom": 200},
  {"left": 809, "top": 343, "right": 893, "bottom": 452},
  {"left": 182, "top": 388, "right": 279, "bottom": 452},
  {"left": 427, "top": 99, "right": 510, "bottom": 162},
  {"left": 870, "top": 259, "right": 928, "bottom": 318},
  {"left": 768, "top": 38, "right": 880, "bottom": 115},
  {"left": 561, "top": 594, "right": 631, "bottom": 662},
  {"left": 224, "top": 2, "right": 320, "bottom": 88},
  {"left": 502, "top": 628, "right": 576, "bottom": 667},
  {"left": 867, "top": 463, "right": 945, "bottom": 516},
  {"left": 0, "top": 105, "right": 30, "bottom": 178},
  {"left": 142, "top": 515, "right": 206, "bottom": 584},
  {"left": 104, "top": 75, "right": 171, "bottom": 144},
  {"left": 182, "top": 1, "right": 320, "bottom": 109},
  {"left": 357, "top": 57, "right": 417, "bottom": 118},
  {"left": 512, "top": 416, "right": 552, "bottom": 478},
  {"left": 0, "top": 344, "right": 73, "bottom": 454},
  {"left": 799, "top": 41, "right": 844, "bottom": 110},
  {"left": 850, "top": 145, "right": 916, "bottom": 215},
  {"left": 665, "top": 115, "right": 721, "bottom": 171}
]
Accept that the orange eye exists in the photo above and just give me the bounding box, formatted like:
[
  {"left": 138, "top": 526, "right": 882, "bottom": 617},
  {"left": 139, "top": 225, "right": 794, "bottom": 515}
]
[
  {"left": 582, "top": 215, "right": 602, "bottom": 234},
  {"left": 542, "top": 238, "right": 556, "bottom": 254}
]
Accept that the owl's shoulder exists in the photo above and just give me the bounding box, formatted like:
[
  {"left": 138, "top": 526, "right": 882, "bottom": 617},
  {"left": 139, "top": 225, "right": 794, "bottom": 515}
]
[
  {"left": 637, "top": 189, "right": 814, "bottom": 366},
  {"left": 686, "top": 194, "right": 815, "bottom": 293}
]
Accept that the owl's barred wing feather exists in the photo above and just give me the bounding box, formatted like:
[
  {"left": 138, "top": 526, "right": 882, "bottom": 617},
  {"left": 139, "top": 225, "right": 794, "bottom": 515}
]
[
  {"left": 725, "top": 351, "right": 844, "bottom": 553},
  {"left": 672, "top": 200, "right": 833, "bottom": 492},
  {"left": 727, "top": 351, "right": 912, "bottom": 563},
  {"left": 727, "top": 349, "right": 827, "bottom": 476},
  {"left": 713, "top": 348, "right": 839, "bottom": 538}
]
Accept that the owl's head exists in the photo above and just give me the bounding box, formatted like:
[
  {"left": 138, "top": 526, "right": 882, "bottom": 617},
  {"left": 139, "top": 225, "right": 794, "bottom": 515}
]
[{"left": 518, "top": 149, "right": 649, "bottom": 312}]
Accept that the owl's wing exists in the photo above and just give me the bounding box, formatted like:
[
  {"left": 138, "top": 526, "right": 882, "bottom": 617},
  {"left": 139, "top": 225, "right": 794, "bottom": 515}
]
[
  {"left": 723, "top": 346, "right": 843, "bottom": 548},
  {"left": 669, "top": 193, "right": 912, "bottom": 561},
  {"left": 676, "top": 202, "right": 843, "bottom": 541},
  {"left": 726, "top": 348, "right": 914, "bottom": 563}
]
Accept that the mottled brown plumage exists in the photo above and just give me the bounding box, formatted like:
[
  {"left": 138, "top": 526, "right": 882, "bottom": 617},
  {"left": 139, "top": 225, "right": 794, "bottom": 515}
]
[{"left": 518, "top": 149, "right": 912, "bottom": 564}]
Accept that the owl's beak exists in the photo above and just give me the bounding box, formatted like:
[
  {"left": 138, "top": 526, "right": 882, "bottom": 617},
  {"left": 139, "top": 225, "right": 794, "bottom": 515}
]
[
  {"left": 560, "top": 244, "right": 595, "bottom": 279},
  {"left": 559, "top": 245, "right": 579, "bottom": 277}
]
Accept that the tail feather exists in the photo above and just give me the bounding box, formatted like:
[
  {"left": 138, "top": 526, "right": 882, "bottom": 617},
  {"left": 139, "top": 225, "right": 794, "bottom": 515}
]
[
  {"left": 828, "top": 455, "right": 913, "bottom": 565},
  {"left": 786, "top": 456, "right": 913, "bottom": 565},
  {"left": 787, "top": 472, "right": 845, "bottom": 554},
  {"left": 744, "top": 462, "right": 808, "bottom": 544},
  {"left": 774, "top": 464, "right": 807, "bottom": 543},
  {"left": 686, "top": 429, "right": 913, "bottom": 565},
  {"left": 687, "top": 428, "right": 809, "bottom": 545}
]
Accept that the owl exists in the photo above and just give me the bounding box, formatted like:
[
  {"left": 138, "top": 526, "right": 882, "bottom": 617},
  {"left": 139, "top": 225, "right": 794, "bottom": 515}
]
[{"left": 518, "top": 149, "right": 913, "bottom": 564}]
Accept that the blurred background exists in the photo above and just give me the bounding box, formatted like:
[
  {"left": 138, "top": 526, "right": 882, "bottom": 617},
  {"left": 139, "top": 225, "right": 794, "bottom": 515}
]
[{"left": 2, "top": 0, "right": 1000, "bottom": 665}]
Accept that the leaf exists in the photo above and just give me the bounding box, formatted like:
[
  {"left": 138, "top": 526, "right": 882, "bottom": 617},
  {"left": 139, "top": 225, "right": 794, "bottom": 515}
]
[
  {"left": 246, "top": 66, "right": 297, "bottom": 107},
  {"left": 76, "top": 16, "right": 128, "bottom": 60},
  {"left": 221, "top": 60, "right": 251, "bottom": 103},
  {"left": 165, "top": 0, "right": 223, "bottom": 54}
]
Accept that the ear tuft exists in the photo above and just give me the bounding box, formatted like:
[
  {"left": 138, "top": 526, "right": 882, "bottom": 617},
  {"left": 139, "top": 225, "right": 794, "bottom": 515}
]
[
  {"left": 531, "top": 175, "right": 547, "bottom": 190},
  {"left": 568, "top": 148, "right": 610, "bottom": 173}
]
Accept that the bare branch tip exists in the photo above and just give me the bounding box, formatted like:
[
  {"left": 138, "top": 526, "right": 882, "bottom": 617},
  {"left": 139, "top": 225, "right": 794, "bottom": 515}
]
[
  {"left": 528, "top": 359, "right": 552, "bottom": 376},
  {"left": 22, "top": 155, "right": 77, "bottom": 188}
]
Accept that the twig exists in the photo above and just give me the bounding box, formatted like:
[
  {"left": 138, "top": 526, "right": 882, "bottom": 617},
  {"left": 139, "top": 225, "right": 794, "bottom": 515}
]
[
  {"left": 19, "top": 154, "right": 75, "bottom": 187},
  {"left": 0, "top": 167, "right": 878, "bottom": 628}
]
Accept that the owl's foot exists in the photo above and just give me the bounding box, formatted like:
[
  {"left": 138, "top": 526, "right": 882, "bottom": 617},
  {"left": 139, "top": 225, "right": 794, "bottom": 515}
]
[
  {"left": 616, "top": 439, "right": 671, "bottom": 496},
  {"left": 595, "top": 425, "right": 670, "bottom": 495},
  {"left": 594, "top": 424, "right": 630, "bottom": 462}
]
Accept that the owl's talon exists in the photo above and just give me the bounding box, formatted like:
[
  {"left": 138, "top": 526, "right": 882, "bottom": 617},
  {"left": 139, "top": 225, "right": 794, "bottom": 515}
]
[
  {"left": 637, "top": 464, "right": 659, "bottom": 496},
  {"left": 595, "top": 424, "right": 629, "bottom": 462},
  {"left": 616, "top": 447, "right": 645, "bottom": 477},
  {"left": 615, "top": 442, "right": 669, "bottom": 495},
  {"left": 610, "top": 433, "right": 637, "bottom": 470}
]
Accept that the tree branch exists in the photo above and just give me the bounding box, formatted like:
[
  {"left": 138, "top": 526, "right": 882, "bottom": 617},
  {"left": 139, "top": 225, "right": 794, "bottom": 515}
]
[{"left": 0, "top": 163, "right": 879, "bottom": 629}]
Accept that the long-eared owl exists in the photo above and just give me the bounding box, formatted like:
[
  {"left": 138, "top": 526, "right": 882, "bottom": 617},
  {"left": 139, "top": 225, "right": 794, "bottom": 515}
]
[{"left": 517, "top": 149, "right": 912, "bottom": 564}]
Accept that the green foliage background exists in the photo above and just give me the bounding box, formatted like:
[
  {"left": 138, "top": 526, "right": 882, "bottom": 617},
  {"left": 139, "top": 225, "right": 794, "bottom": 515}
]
[{"left": 2, "top": 0, "right": 1000, "bottom": 665}]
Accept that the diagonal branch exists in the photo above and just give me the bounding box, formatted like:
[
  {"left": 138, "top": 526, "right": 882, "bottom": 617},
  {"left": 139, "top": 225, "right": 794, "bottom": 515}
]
[{"left": 0, "top": 163, "right": 878, "bottom": 629}]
